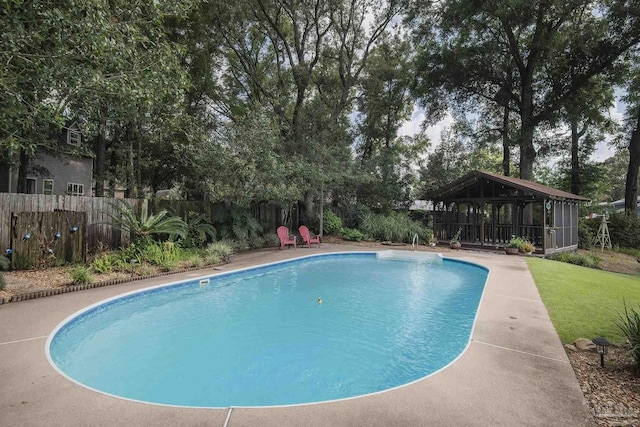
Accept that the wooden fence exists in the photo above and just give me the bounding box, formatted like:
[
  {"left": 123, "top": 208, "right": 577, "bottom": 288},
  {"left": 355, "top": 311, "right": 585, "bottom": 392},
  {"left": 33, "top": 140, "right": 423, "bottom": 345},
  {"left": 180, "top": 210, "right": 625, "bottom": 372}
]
[
  {"left": 0, "top": 194, "right": 145, "bottom": 257},
  {"left": 1, "top": 194, "right": 289, "bottom": 268},
  {"left": 10, "top": 211, "right": 87, "bottom": 269}
]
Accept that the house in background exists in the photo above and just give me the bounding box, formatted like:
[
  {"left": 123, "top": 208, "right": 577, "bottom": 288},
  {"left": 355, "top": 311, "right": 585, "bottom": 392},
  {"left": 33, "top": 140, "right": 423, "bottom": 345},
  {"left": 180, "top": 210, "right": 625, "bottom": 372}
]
[
  {"left": 0, "top": 122, "right": 93, "bottom": 196},
  {"left": 609, "top": 196, "right": 640, "bottom": 216}
]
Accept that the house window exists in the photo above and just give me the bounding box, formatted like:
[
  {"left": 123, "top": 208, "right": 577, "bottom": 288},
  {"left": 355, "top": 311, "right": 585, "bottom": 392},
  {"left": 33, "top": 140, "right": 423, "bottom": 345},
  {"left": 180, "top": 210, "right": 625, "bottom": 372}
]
[
  {"left": 26, "top": 178, "right": 36, "bottom": 194},
  {"left": 67, "top": 182, "right": 84, "bottom": 196},
  {"left": 67, "top": 130, "right": 81, "bottom": 146},
  {"left": 43, "top": 179, "right": 54, "bottom": 195}
]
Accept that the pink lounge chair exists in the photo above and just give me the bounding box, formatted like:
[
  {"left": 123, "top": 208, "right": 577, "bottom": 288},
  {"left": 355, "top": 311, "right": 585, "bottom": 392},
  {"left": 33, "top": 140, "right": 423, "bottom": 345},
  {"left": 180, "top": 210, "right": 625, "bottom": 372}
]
[
  {"left": 277, "top": 226, "right": 297, "bottom": 250},
  {"left": 299, "top": 225, "right": 320, "bottom": 248}
]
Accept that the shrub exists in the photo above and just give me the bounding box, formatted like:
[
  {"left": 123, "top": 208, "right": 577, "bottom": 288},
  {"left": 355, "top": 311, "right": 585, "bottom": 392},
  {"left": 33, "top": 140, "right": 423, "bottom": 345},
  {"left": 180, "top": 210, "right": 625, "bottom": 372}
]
[
  {"left": 341, "top": 228, "right": 364, "bottom": 241},
  {"left": 205, "top": 253, "right": 222, "bottom": 266},
  {"left": 262, "top": 232, "right": 280, "bottom": 248},
  {"left": 142, "top": 242, "right": 176, "bottom": 266},
  {"left": 323, "top": 210, "right": 343, "bottom": 235},
  {"left": 247, "top": 234, "right": 266, "bottom": 249},
  {"left": 90, "top": 254, "right": 113, "bottom": 274},
  {"left": 607, "top": 212, "right": 640, "bottom": 249},
  {"left": 135, "top": 265, "right": 154, "bottom": 276},
  {"left": 116, "top": 242, "right": 145, "bottom": 265},
  {"left": 215, "top": 207, "right": 264, "bottom": 244},
  {"left": 112, "top": 258, "right": 132, "bottom": 272},
  {"left": 103, "top": 200, "right": 188, "bottom": 242},
  {"left": 616, "top": 301, "right": 640, "bottom": 374},
  {"left": 547, "top": 252, "right": 601, "bottom": 269},
  {"left": 158, "top": 259, "right": 177, "bottom": 272},
  {"left": 187, "top": 256, "right": 204, "bottom": 269},
  {"left": 507, "top": 236, "right": 527, "bottom": 249},
  {"left": 578, "top": 219, "right": 594, "bottom": 250},
  {"left": 179, "top": 211, "right": 217, "bottom": 249},
  {"left": 206, "top": 241, "right": 235, "bottom": 262},
  {"left": 71, "top": 265, "right": 94, "bottom": 285},
  {"left": 521, "top": 241, "right": 535, "bottom": 254},
  {"left": 360, "top": 212, "right": 431, "bottom": 243}
]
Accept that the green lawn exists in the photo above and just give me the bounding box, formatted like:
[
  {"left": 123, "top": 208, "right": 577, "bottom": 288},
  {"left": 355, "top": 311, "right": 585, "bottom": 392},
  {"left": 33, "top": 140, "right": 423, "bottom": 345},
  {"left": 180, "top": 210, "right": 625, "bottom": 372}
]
[{"left": 526, "top": 257, "right": 640, "bottom": 344}]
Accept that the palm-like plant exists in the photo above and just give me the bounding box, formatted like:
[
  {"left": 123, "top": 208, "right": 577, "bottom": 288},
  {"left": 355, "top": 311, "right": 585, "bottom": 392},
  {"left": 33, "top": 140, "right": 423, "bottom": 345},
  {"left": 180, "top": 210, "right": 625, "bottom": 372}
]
[
  {"left": 104, "top": 201, "right": 188, "bottom": 243},
  {"left": 180, "top": 211, "right": 217, "bottom": 248}
]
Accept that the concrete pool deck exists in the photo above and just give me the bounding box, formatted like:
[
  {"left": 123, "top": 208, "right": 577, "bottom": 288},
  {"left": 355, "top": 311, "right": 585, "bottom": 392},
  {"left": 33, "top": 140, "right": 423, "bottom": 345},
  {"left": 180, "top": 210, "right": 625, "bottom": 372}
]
[{"left": 0, "top": 245, "right": 593, "bottom": 426}]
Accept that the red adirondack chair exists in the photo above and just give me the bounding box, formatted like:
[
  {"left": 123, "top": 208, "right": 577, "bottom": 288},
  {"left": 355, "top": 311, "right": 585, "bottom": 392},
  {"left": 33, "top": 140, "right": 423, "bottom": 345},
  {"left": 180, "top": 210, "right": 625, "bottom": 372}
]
[
  {"left": 299, "top": 225, "right": 320, "bottom": 248},
  {"left": 277, "top": 226, "right": 297, "bottom": 250}
]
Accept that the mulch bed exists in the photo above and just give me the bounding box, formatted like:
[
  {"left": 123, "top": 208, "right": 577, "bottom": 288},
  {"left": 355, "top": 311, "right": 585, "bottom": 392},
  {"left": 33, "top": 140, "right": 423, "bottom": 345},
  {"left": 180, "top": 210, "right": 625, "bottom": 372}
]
[{"left": 568, "top": 346, "right": 640, "bottom": 426}]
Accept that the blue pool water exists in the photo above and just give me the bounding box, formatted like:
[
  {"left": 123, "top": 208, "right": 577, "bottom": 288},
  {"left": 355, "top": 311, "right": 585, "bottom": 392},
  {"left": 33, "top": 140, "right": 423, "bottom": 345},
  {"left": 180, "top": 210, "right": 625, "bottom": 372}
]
[{"left": 48, "top": 253, "right": 487, "bottom": 407}]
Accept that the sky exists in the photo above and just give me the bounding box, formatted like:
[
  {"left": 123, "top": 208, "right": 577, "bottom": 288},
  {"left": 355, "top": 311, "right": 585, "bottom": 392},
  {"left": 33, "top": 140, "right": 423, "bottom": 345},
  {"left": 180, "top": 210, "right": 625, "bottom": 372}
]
[{"left": 398, "top": 101, "right": 626, "bottom": 163}]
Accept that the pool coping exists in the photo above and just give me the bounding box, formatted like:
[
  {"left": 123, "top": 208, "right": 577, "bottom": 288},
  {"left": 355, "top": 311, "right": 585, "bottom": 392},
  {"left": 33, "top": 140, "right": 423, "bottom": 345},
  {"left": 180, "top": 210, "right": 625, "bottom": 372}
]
[{"left": 0, "top": 244, "right": 594, "bottom": 426}]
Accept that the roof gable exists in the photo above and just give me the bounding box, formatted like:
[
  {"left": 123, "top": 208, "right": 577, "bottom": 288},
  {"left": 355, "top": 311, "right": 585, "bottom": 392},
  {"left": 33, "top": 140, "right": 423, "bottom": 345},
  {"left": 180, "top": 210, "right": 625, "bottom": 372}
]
[{"left": 427, "top": 170, "right": 590, "bottom": 202}]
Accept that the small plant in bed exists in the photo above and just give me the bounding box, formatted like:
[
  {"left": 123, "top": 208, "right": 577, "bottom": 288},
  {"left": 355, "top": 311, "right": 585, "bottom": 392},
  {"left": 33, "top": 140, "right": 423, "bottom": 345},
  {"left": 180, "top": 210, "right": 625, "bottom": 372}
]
[
  {"left": 617, "top": 301, "right": 640, "bottom": 374},
  {"left": 341, "top": 228, "right": 364, "bottom": 241},
  {"left": 71, "top": 265, "right": 94, "bottom": 285},
  {"left": 206, "top": 241, "right": 235, "bottom": 263},
  {"left": 90, "top": 254, "right": 114, "bottom": 274},
  {"left": 323, "top": 210, "right": 343, "bottom": 235}
]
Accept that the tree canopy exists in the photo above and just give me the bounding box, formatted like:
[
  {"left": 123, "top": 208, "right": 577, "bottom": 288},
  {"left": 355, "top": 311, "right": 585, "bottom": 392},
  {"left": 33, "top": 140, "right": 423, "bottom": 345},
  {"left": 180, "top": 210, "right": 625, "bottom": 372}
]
[{"left": 1, "top": 0, "right": 639, "bottom": 219}]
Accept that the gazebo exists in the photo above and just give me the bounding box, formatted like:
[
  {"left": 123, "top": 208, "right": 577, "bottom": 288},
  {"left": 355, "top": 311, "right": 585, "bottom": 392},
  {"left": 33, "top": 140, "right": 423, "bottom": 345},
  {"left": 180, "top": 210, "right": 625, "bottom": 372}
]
[{"left": 427, "top": 170, "right": 590, "bottom": 254}]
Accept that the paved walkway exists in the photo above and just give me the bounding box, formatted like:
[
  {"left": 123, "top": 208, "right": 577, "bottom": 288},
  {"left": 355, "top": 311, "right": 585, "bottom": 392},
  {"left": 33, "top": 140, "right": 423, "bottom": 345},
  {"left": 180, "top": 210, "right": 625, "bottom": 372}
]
[{"left": 0, "top": 245, "right": 593, "bottom": 426}]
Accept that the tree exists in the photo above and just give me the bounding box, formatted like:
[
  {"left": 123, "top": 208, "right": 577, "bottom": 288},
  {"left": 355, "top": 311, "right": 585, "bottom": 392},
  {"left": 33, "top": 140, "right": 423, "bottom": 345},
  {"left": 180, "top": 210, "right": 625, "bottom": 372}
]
[
  {"left": 409, "top": 0, "right": 640, "bottom": 180},
  {"left": 620, "top": 51, "right": 640, "bottom": 215},
  {"left": 587, "top": 150, "right": 630, "bottom": 202},
  {"left": 1, "top": 1, "right": 193, "bottom": 195},
  {"left": 415, "top": 122, "right": 502, "bottom": 198},
  {"left": 210, "top": 0, "right": 405, "bottom": 221},
  {"left": 355, "top": 34, "right": 420, "bottom": 211},
  {"left": 197, "top": 111, "right": 306, "bottom": 206}
]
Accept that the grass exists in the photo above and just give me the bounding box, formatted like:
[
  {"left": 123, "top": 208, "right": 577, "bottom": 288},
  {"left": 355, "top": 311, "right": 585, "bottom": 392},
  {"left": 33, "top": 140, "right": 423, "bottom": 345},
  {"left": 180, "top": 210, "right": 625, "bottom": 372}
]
[{"left": 526, "top": 257, "right": 640, "bottom": 344}]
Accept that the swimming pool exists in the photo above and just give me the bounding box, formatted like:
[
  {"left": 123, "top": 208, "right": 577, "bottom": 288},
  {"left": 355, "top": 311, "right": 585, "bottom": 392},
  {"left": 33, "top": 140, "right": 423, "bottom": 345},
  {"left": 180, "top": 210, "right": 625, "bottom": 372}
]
[{"left": 47, "top": 251, "right": 488, "bottom": 408}]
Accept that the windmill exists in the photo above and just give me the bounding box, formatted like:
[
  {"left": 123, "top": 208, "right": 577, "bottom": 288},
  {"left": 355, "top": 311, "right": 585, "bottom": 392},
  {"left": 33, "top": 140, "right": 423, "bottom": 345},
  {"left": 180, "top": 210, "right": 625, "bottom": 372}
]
[{"left": 593, "top": 215, "right": 612, "bottom": 252}]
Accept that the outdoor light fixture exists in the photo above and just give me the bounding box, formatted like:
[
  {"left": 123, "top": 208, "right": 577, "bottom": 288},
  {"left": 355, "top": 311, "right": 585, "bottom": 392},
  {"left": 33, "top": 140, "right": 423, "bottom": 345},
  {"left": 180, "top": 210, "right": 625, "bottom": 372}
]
[{"left": 592, "top": 337, "right": 611, "bottom": 368}]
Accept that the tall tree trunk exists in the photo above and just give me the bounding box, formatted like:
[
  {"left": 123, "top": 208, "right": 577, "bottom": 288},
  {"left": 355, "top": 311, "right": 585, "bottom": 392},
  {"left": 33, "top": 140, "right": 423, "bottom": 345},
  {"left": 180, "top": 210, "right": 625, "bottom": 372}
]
[
  {"left": 570, "top": 118, "right": 581, "bottom": 195},
  {"left": 16, "top": 149, "right": 30, "bottom": 193},
  {"left": 518, "top": 84, "right": 536, "bottom": 181},
  {"left": 624, "top": 107, "right": 640, "bottom": 215},
  {"left": 518, "top": 123, "right": 536, "bottom": 181},
  {"left": 502, "top": 105, "right": 510, "bottom": 176},
  {"left": 94, "top": 116, "right": 106, "bottom": 197}
]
